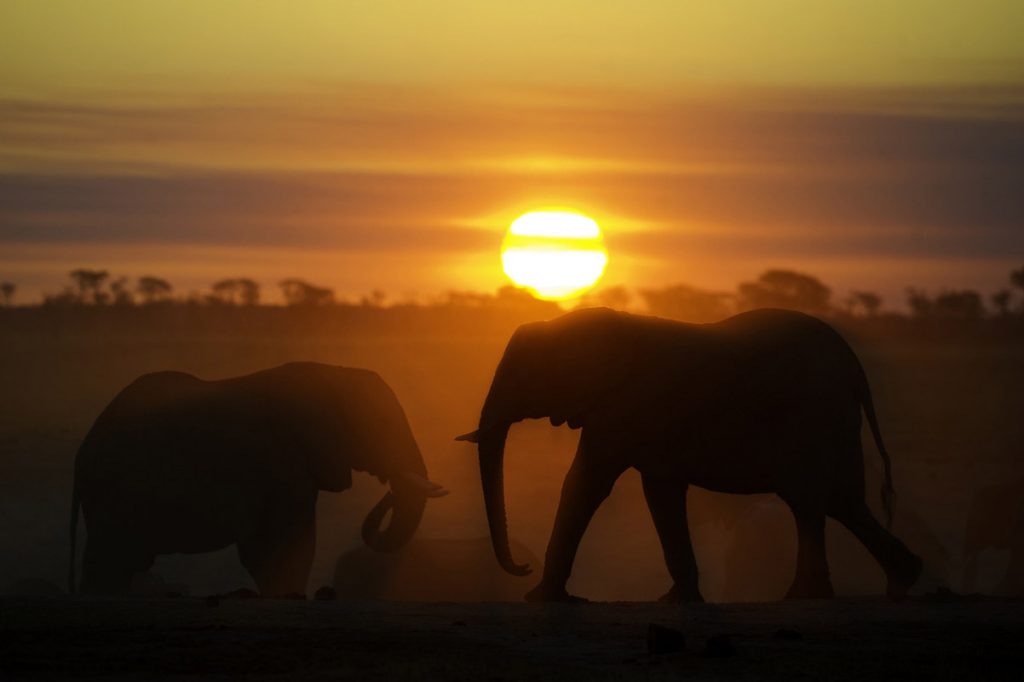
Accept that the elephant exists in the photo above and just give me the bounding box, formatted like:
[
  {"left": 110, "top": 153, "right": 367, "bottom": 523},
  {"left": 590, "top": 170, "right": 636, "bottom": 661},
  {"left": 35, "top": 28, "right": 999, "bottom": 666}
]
[
  {"left": 69, "top": 362, "right": 447, "bottom": 595},
  {"left": 457, "top": 307, "right": 922, "bottom": 602},
  {"left": 333, "top": 536, "right": 541, "bottom": 601}
]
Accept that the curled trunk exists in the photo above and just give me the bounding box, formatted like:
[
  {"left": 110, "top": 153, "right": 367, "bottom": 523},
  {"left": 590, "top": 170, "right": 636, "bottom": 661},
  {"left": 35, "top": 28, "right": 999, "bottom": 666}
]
[
  {"left": 479, "top": 425, "right": 532, "bottom": 576},
  {"left": 361, "top": 490, "right": 427, "bottom": 552}
]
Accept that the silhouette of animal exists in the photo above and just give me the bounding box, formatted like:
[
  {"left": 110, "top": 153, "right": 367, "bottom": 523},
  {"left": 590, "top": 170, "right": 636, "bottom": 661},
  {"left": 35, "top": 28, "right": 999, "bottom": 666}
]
[
  {"left": 70, "top": 362, "right": 447, "bottom": 595},
  {"left": 333, "top": 536, "right": 541, "bottom": 601},
  {"left": 963, "top": 477, "right": 1024, "bottom": 594},
  {"left": 458, "top": 307, "right": 922, "bottom": 602},
  {"left": 704, "top": 493, "right": 948, "bottom": 601}
]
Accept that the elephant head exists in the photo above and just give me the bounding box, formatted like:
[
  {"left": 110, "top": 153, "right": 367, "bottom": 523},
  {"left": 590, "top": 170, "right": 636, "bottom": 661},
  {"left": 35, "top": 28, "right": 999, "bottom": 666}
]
[
  {"left": 276, "top": 363, "right": 447, "bottom": 553},
  {"left": 456, "top": 308, "right": 636, "bottom": 575}
]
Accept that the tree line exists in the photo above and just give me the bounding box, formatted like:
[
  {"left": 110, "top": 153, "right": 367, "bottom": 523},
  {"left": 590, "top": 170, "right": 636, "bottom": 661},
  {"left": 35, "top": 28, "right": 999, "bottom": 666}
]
[
  {"left": 1, "top": 266, "right": 1023, "bottom": 324},
  {"left": 581, "top": 266, "right": 1024, "bottom": 323}
]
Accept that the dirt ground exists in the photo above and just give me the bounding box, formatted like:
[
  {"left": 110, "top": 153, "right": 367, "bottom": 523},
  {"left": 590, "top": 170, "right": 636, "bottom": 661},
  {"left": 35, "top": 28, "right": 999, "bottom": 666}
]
[{"left": 2, "top": 596, "right": 1023, "bottom": 680}]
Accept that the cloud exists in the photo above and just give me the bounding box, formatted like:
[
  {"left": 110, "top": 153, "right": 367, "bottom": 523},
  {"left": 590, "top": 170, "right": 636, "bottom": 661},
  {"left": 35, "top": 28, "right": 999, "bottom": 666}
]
[{"left": 0, "top": 83, "right": 1022, "bottom": 263}]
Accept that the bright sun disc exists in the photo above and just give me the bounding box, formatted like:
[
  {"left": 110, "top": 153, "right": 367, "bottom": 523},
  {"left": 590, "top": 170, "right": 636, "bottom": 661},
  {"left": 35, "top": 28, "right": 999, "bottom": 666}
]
[{"left": 501, "top": 210, "right": 608, "bottom": 300}]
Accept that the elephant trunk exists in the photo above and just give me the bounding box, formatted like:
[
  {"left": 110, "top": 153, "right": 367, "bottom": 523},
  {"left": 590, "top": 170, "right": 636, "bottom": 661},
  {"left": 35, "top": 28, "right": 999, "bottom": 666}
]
[
  {"left": 361, "top": 488, "right": 427, "bottom": 552},
  {"left": 479, "top": 424, "right": 532, "bottom": 576}
]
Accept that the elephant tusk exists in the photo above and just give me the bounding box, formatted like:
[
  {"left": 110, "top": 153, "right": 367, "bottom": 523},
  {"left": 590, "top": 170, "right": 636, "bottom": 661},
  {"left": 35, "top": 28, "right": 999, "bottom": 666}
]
[{"left": 393, "top": 471, "right": 450, "bottom": 498}]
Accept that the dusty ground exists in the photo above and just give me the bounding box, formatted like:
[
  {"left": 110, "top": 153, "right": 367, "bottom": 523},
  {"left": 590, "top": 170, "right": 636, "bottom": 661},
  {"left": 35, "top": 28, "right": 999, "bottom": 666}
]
[{"left": 2, "top": 596, "right": 1022, "bottom": 680}]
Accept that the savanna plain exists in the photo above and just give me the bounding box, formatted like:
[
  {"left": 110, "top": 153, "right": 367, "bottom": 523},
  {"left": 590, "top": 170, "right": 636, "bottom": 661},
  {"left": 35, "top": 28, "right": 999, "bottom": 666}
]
[{"left": 2, "top": 306, "right": 1022, "bottom": 679}]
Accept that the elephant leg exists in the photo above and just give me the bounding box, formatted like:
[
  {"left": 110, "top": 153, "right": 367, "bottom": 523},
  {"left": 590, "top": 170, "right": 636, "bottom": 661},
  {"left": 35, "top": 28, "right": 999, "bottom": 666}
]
[
  {"left": 783, "top": 501, "right": 834, "bottom": 599},
  {"left": 525, "top": 446, "right": 625, "bottom": 602},
  {"left": 80, "top": 535, "right": 154, "bottom": 595},
  {"left": 830, "top": 501, "right": 922, "bottom": 599},
  {"left": 641, "top": 475, "right": 702, "bottom": 603},
  {"left": 237, "top": 495, "right": 317, "bottom": 597}
]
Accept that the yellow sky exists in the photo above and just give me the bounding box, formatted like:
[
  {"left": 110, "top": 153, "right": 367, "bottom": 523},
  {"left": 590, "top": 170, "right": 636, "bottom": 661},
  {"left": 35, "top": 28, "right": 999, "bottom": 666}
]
[
  {"left": 1, "top": 1, "right": 1022, "bottom": 305},
  {"left": 2, "top": 1, "right": 1022, "bottom": 94}
]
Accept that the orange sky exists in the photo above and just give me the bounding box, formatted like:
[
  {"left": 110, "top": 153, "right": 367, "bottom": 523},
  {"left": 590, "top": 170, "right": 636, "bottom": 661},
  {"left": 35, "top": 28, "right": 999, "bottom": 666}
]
[{"left": 1, "top": 2, "right": 1022, "bottom": 306}]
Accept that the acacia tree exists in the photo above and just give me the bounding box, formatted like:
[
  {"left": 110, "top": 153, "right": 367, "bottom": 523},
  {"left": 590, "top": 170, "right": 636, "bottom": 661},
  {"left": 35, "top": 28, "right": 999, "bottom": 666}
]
[
  {"left": 137, "top": 276, "right": 173, "bottom": 304},
  {"left": 737, "top": 270, "right": 832, "bottom": 315},
  {"left": 211, "top": 278, "right": 261, "bottom": 305},
  {"left": 211, "top": 279, "right": 239, "bottom": 304},
  {"left": 236, "top": 278, "right": 260, "bottom": 306},
  {"left": 853, "top": 291, "right": 882, "bottom": 317},
  {"left": 933, "top": 290, "right": 985, "bottom": 321},
  {"left": 1011, "top": 266, "right": 1024, "bottom": 294},
  {"left": 640, "top": 284, "right": 734, "bottom": 322},
  {"left": 69, "top": 269, "right": 109, "bottom": 304},
  {"left": 361, "top": 289, "right": 387, "bottom": 307},
  {"left": 279, "top": 279, "right": 334, "bottom": 306},
  {"left": 906, "top": 288, "right": 933, "bottom": 318},
  {"left": 1, "top": 281, "right": 14, "bottom": 306},
  {"left": 1009, "top": 266, "right": 1024, "bottom": 312},
  {"left": 991, "top": 289, "right": 1012, "bottom": 317},
  {"left": 109, "top": 277, "right": 134, "bottom": 305}
]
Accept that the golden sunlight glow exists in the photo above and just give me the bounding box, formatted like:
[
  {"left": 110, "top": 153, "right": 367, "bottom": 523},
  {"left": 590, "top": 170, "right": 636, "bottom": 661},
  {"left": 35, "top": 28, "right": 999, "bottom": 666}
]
[{"left": 501, "top": 210, "right": 608, "bottom": 300}]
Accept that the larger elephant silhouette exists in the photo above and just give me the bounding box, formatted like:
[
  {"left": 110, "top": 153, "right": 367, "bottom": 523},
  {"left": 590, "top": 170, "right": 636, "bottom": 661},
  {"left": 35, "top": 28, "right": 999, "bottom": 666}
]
[
  {"left": 458, "top": 307, "right": 922, "bottom": 602},
  {"left": 70, "top": 362, "right": 447, "bottom": 595}
]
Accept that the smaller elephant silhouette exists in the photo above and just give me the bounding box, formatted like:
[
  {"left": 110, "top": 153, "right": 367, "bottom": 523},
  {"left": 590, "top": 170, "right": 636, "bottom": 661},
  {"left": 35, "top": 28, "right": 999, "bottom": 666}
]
[
  {"left": 70, "top": 362, "right": 448, "bottom": 595},
  {"left": 963, "top": 477, "right": 1024, "bottom": 595},
  {"left": 333, "top": 537, "right": 541, "bottom": 601}
]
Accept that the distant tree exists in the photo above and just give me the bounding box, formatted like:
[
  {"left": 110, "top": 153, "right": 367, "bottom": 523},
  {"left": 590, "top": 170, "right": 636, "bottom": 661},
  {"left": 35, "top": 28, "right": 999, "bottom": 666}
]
[
  {"left": 210, "top": 278, "right": 261, "bottom": 305},
  {"left": 1010, "top": 266, "right": 1024, "bottom": 312},
  {"left": 852, "top": 291, "right": 883, "bottom": 317},
  {"left": 137, "top": 276, "right": 173, "bottom": 304},
  {"left": 933, "top": 290, "right": 985, "bottom": 321},
  {"left": 991, "top": 289, "right": 1012, "bottom": 317},
  {"left": 593, "top": 285, "right": 632, "bottom": 310},
  {"left": 279, "top": 279, "right": 335, "bottom": 306},
  {"left": 109, "top": 277, "right": 134, "bottom": 305},
  {"left": 0, "top": 281, "right": 14, "bottom": 306},
  {"left": 361, "top": 289, "right": 387, "bottom": 307},
  {"left": 442, "top": 290, "right": 491, "bottom": 308},
  {"left": 69, "top": 269, "right": 109, "bottom": 304},
  {"left": 491, "top": 285, "right": 562, "bottom": 315},
  {"left": 1011, "top": 266, "right": 1024, "bottom": 295},
  {"left": 737, "top": 270, "right": 831, "bottom": 315},
  {"left": 237, "top": 278, "right": 260, "bottom": 306},
  {"left": 640, "top": 284, "right": 734, "bottom": 322},
  {"left": 211, "top": 279, "right": 239, "bottom": 304},
  {"left": 42, "top": 288, "right": 80, "bottom": 306},
  {"left": 906, "top": 288, "right": 933, "bottom": 318}
]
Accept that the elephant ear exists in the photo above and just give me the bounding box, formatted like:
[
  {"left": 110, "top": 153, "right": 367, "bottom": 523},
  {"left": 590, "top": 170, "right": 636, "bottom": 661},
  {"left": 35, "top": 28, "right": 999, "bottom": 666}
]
[{"left": 543, "top": 308, "right": 640, "bottom": 428}]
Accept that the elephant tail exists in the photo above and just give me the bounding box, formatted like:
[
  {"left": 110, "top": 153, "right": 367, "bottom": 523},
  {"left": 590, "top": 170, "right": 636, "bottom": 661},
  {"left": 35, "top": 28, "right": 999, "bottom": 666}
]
[
  {"left": 859, "top": 369, "right": 895, "bottom": 530},
  {"left": 68, "top": 473, "right": 80, "bottom": 594}
]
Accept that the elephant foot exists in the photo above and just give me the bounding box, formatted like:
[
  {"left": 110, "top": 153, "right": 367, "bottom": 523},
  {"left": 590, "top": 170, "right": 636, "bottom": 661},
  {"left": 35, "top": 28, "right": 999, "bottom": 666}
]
[
  {"left": 886, "top": 553, "right": 924, "bottom": 601},
  {"left": 524, "top": 582, "right": 588, "bottom": 603},
  {"left": 784, "top": 579, "right": 835, "bottom": 600},
  {"left": 658, "top": 584, "right": 704, "bottom": 604}
]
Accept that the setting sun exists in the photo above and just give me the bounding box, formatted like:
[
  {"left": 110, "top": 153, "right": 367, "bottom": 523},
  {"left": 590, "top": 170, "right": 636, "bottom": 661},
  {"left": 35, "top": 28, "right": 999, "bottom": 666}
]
[{"left": 500, "top": 210, "right": 609, "bottom": 300}]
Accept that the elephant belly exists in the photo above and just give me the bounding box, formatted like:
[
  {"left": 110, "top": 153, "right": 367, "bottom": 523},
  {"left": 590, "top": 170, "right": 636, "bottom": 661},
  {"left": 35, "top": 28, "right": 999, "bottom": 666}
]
[
  {"left": 80, "top": 434, "right": 270, "bottom": 556},
  {"left": 144, "top": 483, "right": 258, "bottom": 555},
  {"left": 632, "top": 398, "right": 856, "bottom": 495}
]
